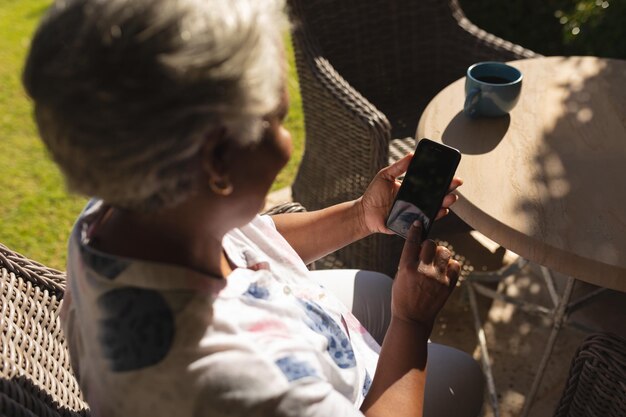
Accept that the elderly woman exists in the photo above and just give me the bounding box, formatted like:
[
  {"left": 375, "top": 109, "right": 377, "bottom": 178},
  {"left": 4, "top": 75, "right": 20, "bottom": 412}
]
[{"left": 23, "top": 0, "right": 483, "bottom": 416}]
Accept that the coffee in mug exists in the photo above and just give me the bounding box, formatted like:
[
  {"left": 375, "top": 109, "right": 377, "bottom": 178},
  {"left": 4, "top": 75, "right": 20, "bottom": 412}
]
[{"left": 464, "top": 62, "right": 522, "bottom": 118}]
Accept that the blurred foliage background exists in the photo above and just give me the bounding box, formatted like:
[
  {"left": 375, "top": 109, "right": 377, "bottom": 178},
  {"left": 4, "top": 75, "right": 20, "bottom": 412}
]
[{"left": 460, "top": 0, "right": 626, "bottom": 58}]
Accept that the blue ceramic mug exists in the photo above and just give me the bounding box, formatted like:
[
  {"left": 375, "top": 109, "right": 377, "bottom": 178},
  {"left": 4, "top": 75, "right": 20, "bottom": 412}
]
[{"left": 464, "top": 62, "right": 522, "bottom": 118}]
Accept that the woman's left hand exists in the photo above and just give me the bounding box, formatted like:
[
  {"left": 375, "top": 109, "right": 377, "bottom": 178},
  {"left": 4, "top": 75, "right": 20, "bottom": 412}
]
[{"left": 357, "top": 153, "right": 463, "bottom": 235}]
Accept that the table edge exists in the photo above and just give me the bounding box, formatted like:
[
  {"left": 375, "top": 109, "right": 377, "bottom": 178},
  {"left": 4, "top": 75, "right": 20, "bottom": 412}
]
[
  {"left": 452, "top": 194, "right": 626, "bottom": 293},
  {"left": 418, "top": 57, "right": 626, "bottom": 292}
]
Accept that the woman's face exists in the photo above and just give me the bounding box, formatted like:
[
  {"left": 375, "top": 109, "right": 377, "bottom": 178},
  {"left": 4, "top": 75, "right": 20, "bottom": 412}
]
[{"left": 226, "top": 91, "right": 293, "bottom": 218}]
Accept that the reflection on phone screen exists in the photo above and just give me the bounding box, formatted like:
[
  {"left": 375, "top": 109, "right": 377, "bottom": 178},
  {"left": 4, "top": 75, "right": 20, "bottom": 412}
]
[
  {"left": 387, "top": 199, "right": 431, "bottom": 237},
  {"left": 386, "top": 139, "right": 461, "bottom": 240}
]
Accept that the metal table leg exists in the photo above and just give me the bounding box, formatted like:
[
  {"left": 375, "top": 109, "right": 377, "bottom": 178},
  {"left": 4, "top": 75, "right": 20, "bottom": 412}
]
[
  {"left": 466, "top": 258, "right": 609, "bottom": 417},
  {"left": 465, "top": 257, "right": 531, "bottom": 417},
  {"left": 519, "top": 276, "right": 575, "bottom": 417},
  {"left": 467, "top": 281, "right": 500, "bottom": 417}
]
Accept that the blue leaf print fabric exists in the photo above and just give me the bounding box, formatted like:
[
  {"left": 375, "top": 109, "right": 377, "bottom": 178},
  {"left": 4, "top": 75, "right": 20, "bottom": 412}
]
[
  {"left": 98, "top": 287, "right": 175, "bottom": 372},
  {"left": 244, "top": 281, "right": 270, "bottom": 300},
  {"left": 299, "top": 300, "right": 356, "bottom": 369},
  {"left": 80, "top": 246, "right": 129, "bottom": 279},
  {"left": 362, "top": 370, "right": 372, "bottom": 397},
  {"left": 275, "top": 356, "right": 319, "bottom": 382}
]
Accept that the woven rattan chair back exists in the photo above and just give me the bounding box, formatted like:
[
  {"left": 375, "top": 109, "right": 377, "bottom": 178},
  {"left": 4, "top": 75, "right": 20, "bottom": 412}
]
[
  {"left": 293, "top": 0, "right": 533, "bottom": 139},
  {"left": 1, "top": 244, "right": 89, "bottom": 417},
  {"left": 287, "top": 0, "right": 536, "bottom": 275},
  {"left": 554, "top": 333, "right": 626, "bottom": 417}
]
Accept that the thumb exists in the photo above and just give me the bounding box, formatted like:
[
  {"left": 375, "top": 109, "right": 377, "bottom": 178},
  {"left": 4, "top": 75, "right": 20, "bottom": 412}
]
[
  {"left": 398, "top": 221, "right": 423, "bottom": 268},
  {"left": 381, "top": 153, "right": 413, "bottom": 180}
]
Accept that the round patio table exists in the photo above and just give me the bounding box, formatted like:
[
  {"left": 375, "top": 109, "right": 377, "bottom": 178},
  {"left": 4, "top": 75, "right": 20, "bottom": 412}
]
[
  {"left": 415, "top": 56, "right": 626, "bottom": 417},
  {"left": 417, "top": 56, "right": 626, "bottom": 292}
]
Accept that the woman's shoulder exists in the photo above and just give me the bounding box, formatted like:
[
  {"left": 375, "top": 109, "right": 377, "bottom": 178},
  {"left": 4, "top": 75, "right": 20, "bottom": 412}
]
[{"left": 224, "top": 215, "right": 308, "bottom": 275}]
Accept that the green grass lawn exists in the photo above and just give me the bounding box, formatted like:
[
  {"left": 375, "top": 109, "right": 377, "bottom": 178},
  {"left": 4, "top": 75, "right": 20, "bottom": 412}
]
[{"left": 0, "top": 0, "right": 304, "bottom": 270}]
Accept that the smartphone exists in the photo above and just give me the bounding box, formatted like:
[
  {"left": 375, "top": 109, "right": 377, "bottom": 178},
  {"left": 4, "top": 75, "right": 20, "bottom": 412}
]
[{"left": 386, "top": 138, "right": 461, "bottom": 240}]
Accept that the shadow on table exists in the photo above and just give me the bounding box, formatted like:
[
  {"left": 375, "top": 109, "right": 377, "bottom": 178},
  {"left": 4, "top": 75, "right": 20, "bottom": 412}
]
[
  {"left": 442, "top": 111, "right": 510, "bottom": 154},
  {"left": 507, "top": 59, "right": 626, "bottom": 415},
  {"left": 433, "top": 58, "right": 626, "bottom": 417},
  {"left": 513, "top": 57, "right": 625, "bottom": 287}
]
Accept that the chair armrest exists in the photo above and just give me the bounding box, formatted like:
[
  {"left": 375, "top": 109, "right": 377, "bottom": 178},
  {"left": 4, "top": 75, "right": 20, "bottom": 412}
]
[
  {"left": 458, "top": 19, "right": 538, "bottom": 60},
  {"left": 553, "top": 332, "right": 626, "bottom": 417},
  {"left": 291, "top": 18, "right": 391, "bottom": 134},
  {"left": 0, "top": 243, "right": 66, "bottom": 297},
  {"left": 290, "top": 28, "right": 393, "bottom": 209},
  {"left": 262, "top": 202, "right": 307, "bottom": 216},
  {"left": 1, "top": 242, "right": 89, "bottom": 415},
  {"left": 450, "top": 1, "right": 539, "bottom": 61}
]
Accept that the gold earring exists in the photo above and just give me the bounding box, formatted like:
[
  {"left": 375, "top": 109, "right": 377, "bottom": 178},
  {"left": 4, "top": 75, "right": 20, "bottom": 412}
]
[{"left": 208, "top": 178, "right": 234, "bottom": 196}]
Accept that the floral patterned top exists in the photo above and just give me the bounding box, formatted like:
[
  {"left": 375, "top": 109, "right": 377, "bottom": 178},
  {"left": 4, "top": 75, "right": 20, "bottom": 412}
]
[{"left": 61, "top": 200, "right": 380, "bottom": 417}]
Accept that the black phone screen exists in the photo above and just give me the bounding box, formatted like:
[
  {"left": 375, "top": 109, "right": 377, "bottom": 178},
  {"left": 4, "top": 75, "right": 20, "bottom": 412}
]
[{"left": 386, "top": 139, "right": 461, "bottom": 239}]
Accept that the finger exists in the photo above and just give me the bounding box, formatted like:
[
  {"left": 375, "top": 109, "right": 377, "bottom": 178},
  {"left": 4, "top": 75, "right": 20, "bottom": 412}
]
[
  {"left": 398, "top": 220, "right": 423, "bottom": 267},
  {"left": 382, "top": 153, "right": 413, "bottom": 179},
  {"left": 446, "top": 259, "right": 461, "bottom": 289},
  {"left": 435, "top": 246, "right": 452, "bottom": 274},
  {"left": 419, "top": 239, "right": 437, "bottom": 265},
  {"left": 447, "top": 177, "right": 463, "bottom": 192},
  {"left": 435, "top": 207, "right": 449, "bottom": 220},
  {"left": 441, "top": 193, "right": 459, "bottom": 209}
]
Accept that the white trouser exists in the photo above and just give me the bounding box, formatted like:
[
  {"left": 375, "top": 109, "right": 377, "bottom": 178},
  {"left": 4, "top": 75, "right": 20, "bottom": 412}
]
[{"left": 310, "top": 269, "right": 484, "bottom": 417}]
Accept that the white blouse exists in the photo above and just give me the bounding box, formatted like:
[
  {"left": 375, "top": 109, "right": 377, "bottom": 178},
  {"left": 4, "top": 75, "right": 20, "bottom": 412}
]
[{"left": 61, "top": 200, "right": 380, "bottom": 417}]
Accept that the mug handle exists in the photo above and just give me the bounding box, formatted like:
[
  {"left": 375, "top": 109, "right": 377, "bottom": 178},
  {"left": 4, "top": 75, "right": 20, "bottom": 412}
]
[{"left": 464, "top": 88, "right": 481, "bottom": 118}]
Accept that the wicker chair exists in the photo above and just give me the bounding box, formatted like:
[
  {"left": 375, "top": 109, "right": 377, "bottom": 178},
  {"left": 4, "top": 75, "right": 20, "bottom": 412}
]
[
  {"left": 0, "top": 244, "right": 88, "bottom": 417},
  {"left": 288, "top": 0, "right": 537, "bottom": 276},
  {"left": 553, "top": 333, "right": 626, "bottom": 417},
  {"left": 0, "top": 202, "right": 305, "bottom": 417}
]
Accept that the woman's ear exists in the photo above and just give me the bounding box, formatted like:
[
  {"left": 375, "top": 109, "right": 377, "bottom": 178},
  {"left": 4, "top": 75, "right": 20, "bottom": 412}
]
[
  {"left": 200, "top": 128, "right": 238, "bottom": 196},
  {"left": 200, "top": 128, "right": 234, "bottom": 179}
]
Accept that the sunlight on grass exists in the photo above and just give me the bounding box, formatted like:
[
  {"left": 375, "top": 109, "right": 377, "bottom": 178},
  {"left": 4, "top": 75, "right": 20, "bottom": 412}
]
[
  {"left": 275, "top": 34, "right": 305, "bottom": 191},
  {"left": 0, "top": 0, "right": 87, "bottom": 269},
  {"left": 0, "top": 0, "right": 304, "bottom": 270}
]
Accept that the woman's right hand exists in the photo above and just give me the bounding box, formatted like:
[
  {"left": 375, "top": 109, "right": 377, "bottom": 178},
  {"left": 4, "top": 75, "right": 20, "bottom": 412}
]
[
  {"left": 362, "top": 222, "right": 460, "bottom": 416},
  {"left": 391, "top": 221, "right": 460, "bottom": 329}
]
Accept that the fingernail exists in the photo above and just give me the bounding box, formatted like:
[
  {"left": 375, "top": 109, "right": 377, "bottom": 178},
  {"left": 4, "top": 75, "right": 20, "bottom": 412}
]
[{"left": 413, "top": 220, "right": 421, "bottom": 227}]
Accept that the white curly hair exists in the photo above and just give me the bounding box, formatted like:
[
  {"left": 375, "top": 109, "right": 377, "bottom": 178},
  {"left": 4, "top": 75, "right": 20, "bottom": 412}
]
[{"left": 23, "top": 0, "right": 287, "bottom": 210}]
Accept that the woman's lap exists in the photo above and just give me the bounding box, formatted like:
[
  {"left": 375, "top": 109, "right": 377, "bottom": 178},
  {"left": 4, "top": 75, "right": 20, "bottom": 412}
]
[
  {"left": 310, "top": 269, "right": 484, "bottom": 417},
  {"left": 310, "top": 269, "right": 392, "bottom": 344}
]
